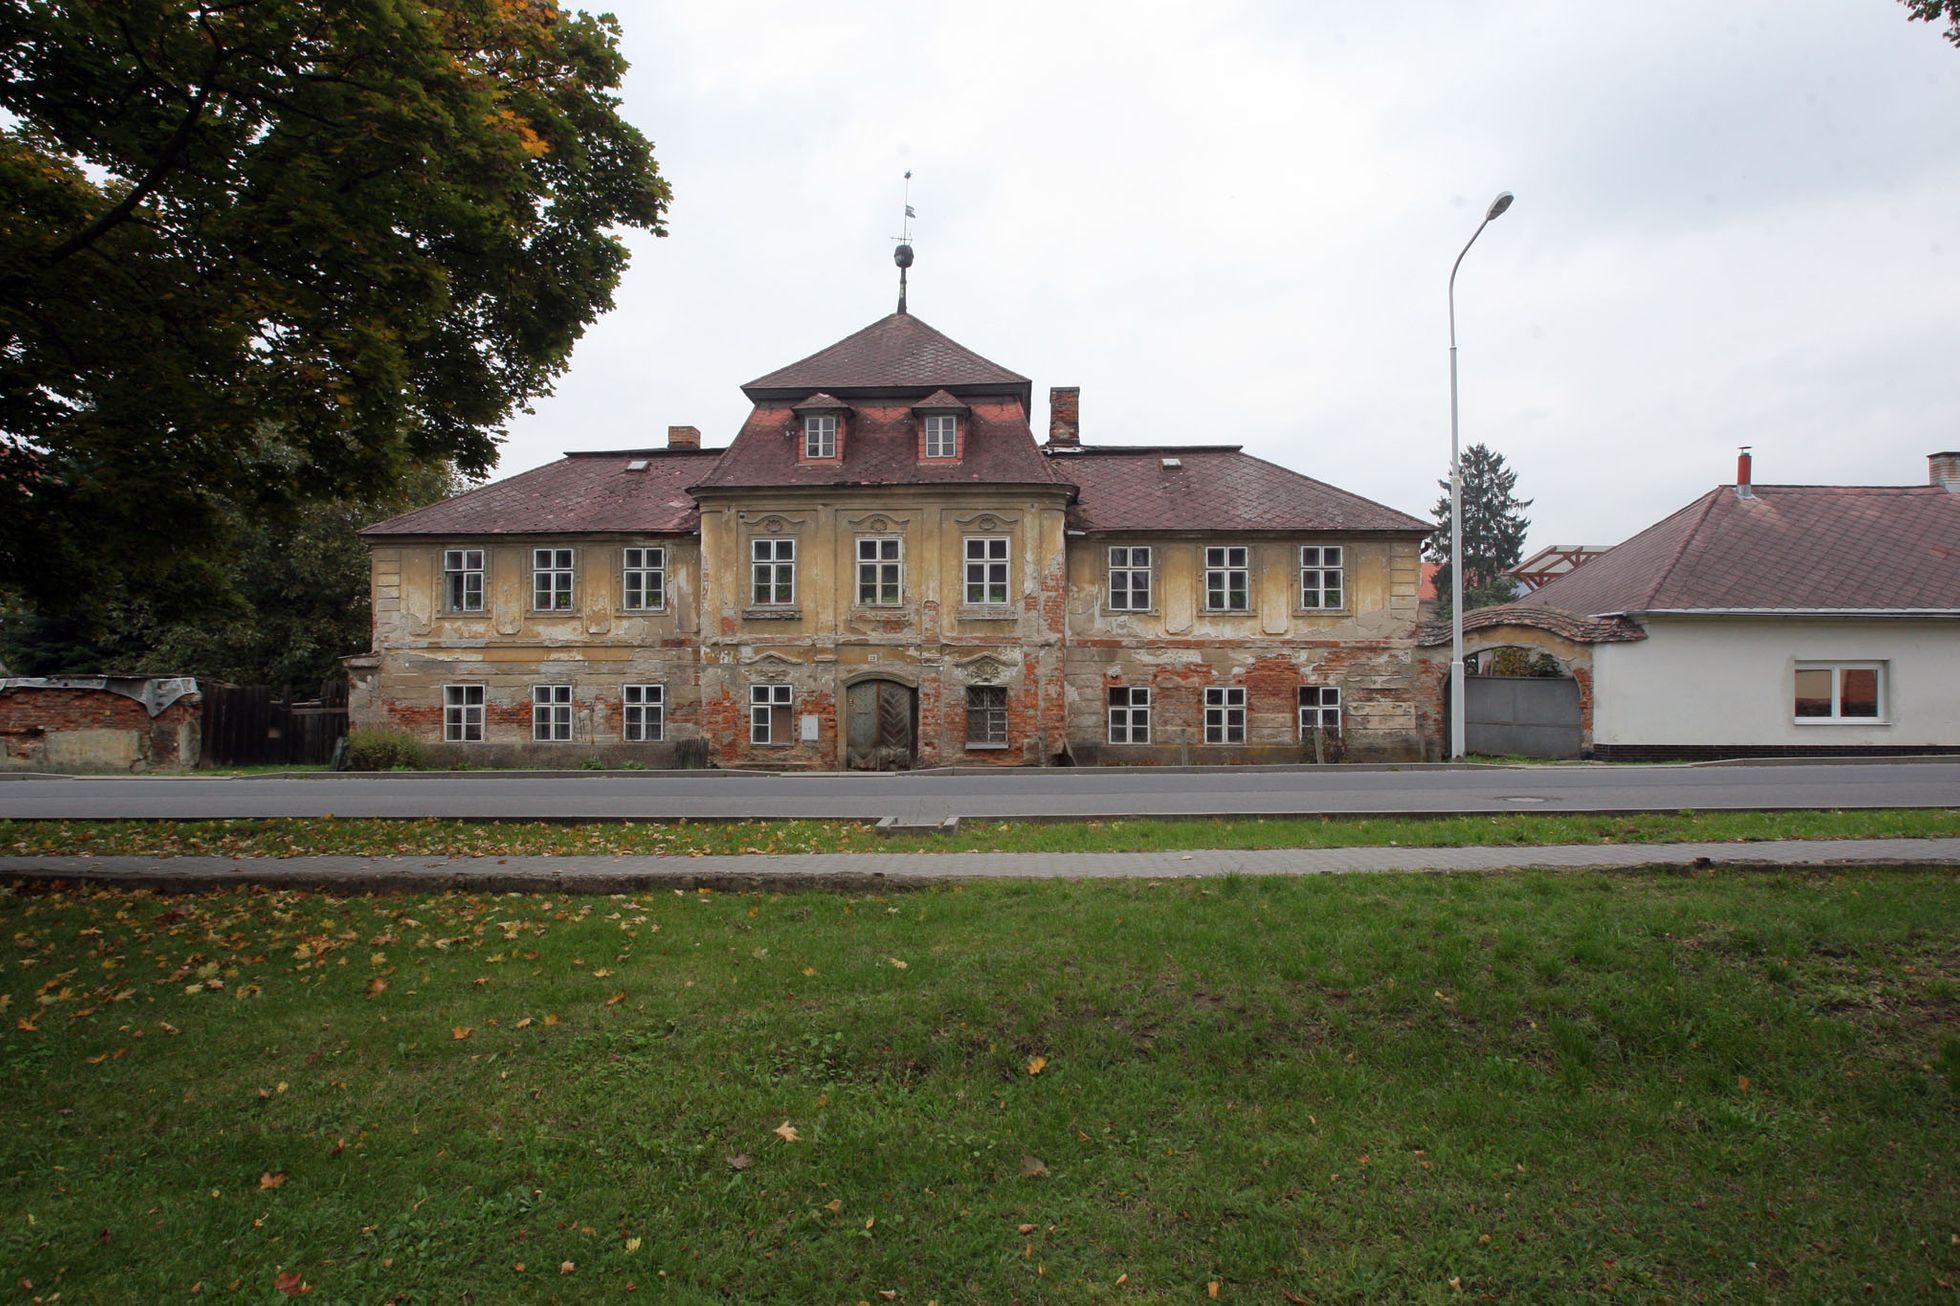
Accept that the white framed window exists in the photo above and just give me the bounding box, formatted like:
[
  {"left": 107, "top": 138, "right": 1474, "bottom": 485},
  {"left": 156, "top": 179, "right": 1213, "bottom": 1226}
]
[
  {"left": 1107, "top": 686, "right": 1151, "bottom": 744},
  {"left": 1793, "top": 662, "right": 1884, "bottom": 723},
  {"left": 803, "top": 414, "right": 837, "bottom": 459},
  {"left": 532, "top": 547, "right": 575, "bottom": 611},
  {"left": 1107, "top": 546, "right": 1152, "bottom": 611},
  {"left": 442, "top": 549, "right": 484, "bottom": 613},
  {"left": 442, "top": 684, "right": 484, "bottom": 743},
  {"left": 1204, "top": 686, "right": 1246, "bottom": 744},
  {"left": 622, "top": 546, "right": 666, "bottom": 611},
  {"left": 856, "top": 536, "right": 903, "bottom": 606},
  {"left": 750, "top": 683, "right": 794, "bottom": 744},
  {"left": 923, "top": 413, "right": 958, "bottom": 459},
  {"left": 965, "top": 536, "right": 1010, "bottom": 606},
  {"left": 966, "top": 685, "right": 1008, "bottom": 746},
  {"left": 1299, "top": 685, "right": 1341, "bottom": 736},
  {"left": 532, "top": 684, "right": 573, "bottom": 742},
  {"left": 751, "top": 538, "right": 795, "bottom": 606},
  {"left": 1300, "top": 545, "right": 1344, "bottom": 610},
  {"left": 623, "top": 684, "right": 664, "bottom": 742},
  {"left": 1204, "top": 546, "right": 1250, "bottom": 612}
]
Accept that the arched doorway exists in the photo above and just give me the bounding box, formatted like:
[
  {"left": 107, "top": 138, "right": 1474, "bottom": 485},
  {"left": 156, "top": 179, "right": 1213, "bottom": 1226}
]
[{"left": 845, "top": 679, "right": 917, "bottom": 771}]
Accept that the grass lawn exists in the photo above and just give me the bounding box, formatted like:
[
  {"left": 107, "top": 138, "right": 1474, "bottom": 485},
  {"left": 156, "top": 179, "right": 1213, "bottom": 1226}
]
[
  {"left": 2, "top": 870, "right": 1957, "bottom": 1302},
  {"left": 2, "top": 806, "right": 1957, "bottom": 861}
]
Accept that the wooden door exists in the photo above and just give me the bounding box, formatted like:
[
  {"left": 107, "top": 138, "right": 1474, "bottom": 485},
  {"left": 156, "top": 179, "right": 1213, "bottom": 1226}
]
[{"left": 845, "top": 680, "right": 915, "bottom": 771}]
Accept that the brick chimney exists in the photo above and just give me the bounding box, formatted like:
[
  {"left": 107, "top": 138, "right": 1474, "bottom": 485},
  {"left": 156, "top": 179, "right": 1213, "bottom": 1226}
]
[
  {"left": 1047, "top": 387, "right": 1080, "bottom": 446},
  {"left": 1931, "top": 450, "right": 1960, "bottom": 492},
  {"left": 1735, "top": 446, "right": 1753, "bottom": 499},
  {"left": 667, "top": 425, "right": 700, "bottom": 449}
]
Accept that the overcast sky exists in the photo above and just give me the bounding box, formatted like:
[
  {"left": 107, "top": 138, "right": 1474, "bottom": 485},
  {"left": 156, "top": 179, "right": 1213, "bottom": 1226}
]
[{"left": 499, "top": 0, "right": 1960, "bottom": 551}]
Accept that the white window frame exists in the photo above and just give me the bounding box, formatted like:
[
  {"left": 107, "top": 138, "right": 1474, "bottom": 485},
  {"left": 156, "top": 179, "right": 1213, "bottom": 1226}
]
[
  {"left": 966, "top": 684, "right": 1008, "bottom": 747},
  {"left": 856, "top": 536, "right": 904, "bottom": 606},
  {"left": 1299, "top": 685, "right": 1342, "bottom": 736},
  {"left": 532, "top": 547, "right": 575, "bottom": 611},
  {"left": 1299, "top": 545, "right": 1344, "bottom": 611},
  {"left": 532, "top": 684, "right": 573, "bottom": 742},
  {"left": 1793, "top": 661, "right": 1886, "bottom": 724},
  {"left": 1204, "top": 546, "right": 1250, "bottom": 613},
  {"left": 923, "top": 413, "right": 958, "bottom": 459},
  {"left": 751, "top": 538, "right": 796, "bottom": 607},
  {"left": 1204, "top": 686, "right": 1247, "bottom": 744},
  {"left": 750, "top": 683, "right": 794, "bottom": 744},
  {"left": 1107, "top": 546, "right": 1152, "bottom": 612},
  {"left": 442, "top": 549, "right": 484, "bottom": 613},
  {"left": 964, "top": 536, "right": 1011, "bottom": 606},
  {"left": 442, "top": 684, "right": 484, "bottom": 743},
  {"left": 622, "top": 546, "right": 666, "bottom": 612},
  {"left": 803, "top": 413, "right": 837, "bottom": 459},
  {"left": 1107, "top": 685, "right": 1151, "bottom": 744},
  {"left": 623, "top": 683, "right": 664, "bottom": 742}
]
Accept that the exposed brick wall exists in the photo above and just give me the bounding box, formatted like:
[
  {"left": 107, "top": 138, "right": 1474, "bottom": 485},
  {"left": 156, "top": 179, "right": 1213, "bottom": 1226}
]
[{"left": 0, "top": 688, "right": 201, "bottom": 771}]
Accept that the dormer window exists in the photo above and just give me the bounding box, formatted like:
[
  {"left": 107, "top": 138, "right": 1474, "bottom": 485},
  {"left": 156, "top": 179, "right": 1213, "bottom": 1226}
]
[
  {"left": 911, "top": 389, "right": 968, "bottom": 463},
  {"left": 803, "top": 414, "right": 836, "bottom": 460},
  {"left": 923, "top": 414, "right": 957, "bottom": 459}
]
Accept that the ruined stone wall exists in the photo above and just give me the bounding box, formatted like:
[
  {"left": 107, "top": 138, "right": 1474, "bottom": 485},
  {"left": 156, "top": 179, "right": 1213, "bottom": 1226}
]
[
  {"left": 0, "top": 688, "right": 201, "bottom": 772},
  {"left": 1413, "top": 623, "right": 1599, "bottom": 760}
]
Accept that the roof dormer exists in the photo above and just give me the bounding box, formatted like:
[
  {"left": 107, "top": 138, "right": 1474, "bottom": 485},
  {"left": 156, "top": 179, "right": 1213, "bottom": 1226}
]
[
  {"left": 792, "top": 392, "right": 849, "bottom": 464},
  {"left": 912, "top": 389, "right": 969, "bottom": 464}
]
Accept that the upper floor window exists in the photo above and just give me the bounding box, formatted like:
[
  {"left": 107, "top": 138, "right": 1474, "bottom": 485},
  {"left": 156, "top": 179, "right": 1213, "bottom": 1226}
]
[
  {"left": 443, "top": 549, "right": 484, "bottom": 613},
  {"left": 1204, "top": 546, "right": 1249, "bottom": 612},
  {"left": 856, "top": 536, "right": 903, "bottom": 606},
  {"left": 964, "top": 536, "right": 1010, "bottom": 606},
  {"left": 1794, "top": 662, "right": 1884, "bottom": 722},
  {"left": 443, "top": 684, "right": 484, "bottom": 742},
  {"left": 532, "top": 548, "right": 574, "bottom": 611},
  {"left": 804, "top": 414, "right": 837, "bottom": 460},
  {"left": 1108, "top": 686, "right": 1151, "bottom": 744},
  {"left": 622, "top": 546, "right": 666, "bottom": 611},
  {"left": 1204, "top": 686, "right": 1246, "bottom": 744},
  {"left": 623, "top": 684, "right": 664, "bottom": 742},
  {"left": 1300, "top": 685, "right": 1341, "bottom": 736},
  {"left": 532, "top": 684, "right": 573, "bottom": 741},
  {"left": 751, "top": 538, "right": 795, "bottom": 606},
  {"left": 1107, "top": 546, "right": 1152, "bottom": 611},
  {"left": 923, "top": 414, "right": 958, "bottom": 459},
  {"left": 1300, "top": 545, "right": 1344, "bottom": 610}
]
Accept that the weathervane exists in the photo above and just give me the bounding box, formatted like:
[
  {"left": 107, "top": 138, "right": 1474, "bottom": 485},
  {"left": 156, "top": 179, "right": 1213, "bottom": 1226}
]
[{"left": 892, "top": 170, "right": 915, "bottom": 314}]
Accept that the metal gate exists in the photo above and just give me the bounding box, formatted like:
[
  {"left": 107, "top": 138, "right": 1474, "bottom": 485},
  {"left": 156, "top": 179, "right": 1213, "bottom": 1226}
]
[
  {"left": 1464, "top": 674, "right": 1582, "bottom": 759},
  {"left": 845, "top": 679, "right": 916, "bottom": 771}
]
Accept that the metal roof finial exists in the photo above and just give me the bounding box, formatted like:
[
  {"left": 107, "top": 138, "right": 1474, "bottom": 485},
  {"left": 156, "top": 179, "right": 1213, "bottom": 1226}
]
[{"left": 892, "top": 170, "right": 915, "bottom": 314}]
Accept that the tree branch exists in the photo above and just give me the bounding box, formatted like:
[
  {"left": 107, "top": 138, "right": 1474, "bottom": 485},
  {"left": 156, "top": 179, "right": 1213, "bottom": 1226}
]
[{"left": 42, "top": 80, "right": 214, "bottom": 267}]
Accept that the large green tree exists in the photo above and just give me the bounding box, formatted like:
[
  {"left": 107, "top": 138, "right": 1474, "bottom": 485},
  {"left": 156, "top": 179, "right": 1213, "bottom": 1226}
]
[
  {"left": 0, "top": 0, "right": 668, "bottom": 628},
  {"left": 1425, "top": 443, "right": 1533, "bottom": 617}
]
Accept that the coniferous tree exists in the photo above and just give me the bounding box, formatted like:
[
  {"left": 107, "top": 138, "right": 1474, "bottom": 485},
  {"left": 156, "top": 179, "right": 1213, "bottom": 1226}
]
[{"left": 1425, "top": 444, "right": 1533, "bottom": 617}]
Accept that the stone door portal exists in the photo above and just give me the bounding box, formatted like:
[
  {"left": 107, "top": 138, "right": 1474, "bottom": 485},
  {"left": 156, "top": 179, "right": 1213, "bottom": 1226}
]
[{"left": 845, "top": 679, "right": 916, "bottom": 771}]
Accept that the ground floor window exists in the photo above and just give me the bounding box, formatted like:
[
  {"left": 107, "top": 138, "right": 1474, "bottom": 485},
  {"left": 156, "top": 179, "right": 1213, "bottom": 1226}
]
[
  {"left": 1299, "top": 685, "right": 1341, "bottom": 735},
  {"left": 1794, "top": 662, "right": 1883, "bottom": 722},
  {"left": 532, "top": 685, "right": 573, "bottom": 741},
  {"left": 966, "top": 685, "right": 1008, "bottom": 746},
  {"left": 1108, "top": 686, "right": 1151, "bottom": 744},
  {"left": 1204, "top": 686, "right": 1246, "bottom": 744},
  {"left": 623, "top": 684, "right": 664, "bottom": 742},
  {"left": 750, "top": 683, "right": 793, "bottom": 744},
  {"left": 443, "top": 684, "right": 484, "bottom": 742}
]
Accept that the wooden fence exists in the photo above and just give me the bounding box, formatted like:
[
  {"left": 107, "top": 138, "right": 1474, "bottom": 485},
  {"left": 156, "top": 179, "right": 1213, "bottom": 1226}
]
[{"left": 199, "top": 681, "right": 349, "bottom": 767}]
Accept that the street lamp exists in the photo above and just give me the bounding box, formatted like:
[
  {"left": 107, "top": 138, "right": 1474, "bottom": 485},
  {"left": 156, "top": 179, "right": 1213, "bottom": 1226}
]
[{"left": 1447, "top": 190, "right": 1514, "bottom": 760}]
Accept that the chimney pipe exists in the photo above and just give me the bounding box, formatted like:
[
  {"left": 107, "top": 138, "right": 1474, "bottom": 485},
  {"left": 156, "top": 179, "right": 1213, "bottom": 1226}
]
[
  {"left": 1736, "top": 446, "right": 1753, "bottom": 499},
  {"left": 1931, "top": 450, "right": 1960, "bottom": 493},
  {"left": 1047, "top": 387, "right": 1080, "bottom": 446},
  {"left": 667, "top": 425, "right": 700, "bottom": 449}
]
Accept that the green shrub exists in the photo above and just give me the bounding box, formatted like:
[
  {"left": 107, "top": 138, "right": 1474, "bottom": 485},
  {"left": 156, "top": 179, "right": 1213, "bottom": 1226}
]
[{"left": 343, "top": 727, "right": 428, "bottom": 772}]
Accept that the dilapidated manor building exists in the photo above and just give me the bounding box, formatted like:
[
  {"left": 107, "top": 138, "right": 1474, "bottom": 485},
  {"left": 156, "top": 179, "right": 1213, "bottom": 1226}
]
[{"left": 350, "top": 308, "right": 1429, "bottom": 767}]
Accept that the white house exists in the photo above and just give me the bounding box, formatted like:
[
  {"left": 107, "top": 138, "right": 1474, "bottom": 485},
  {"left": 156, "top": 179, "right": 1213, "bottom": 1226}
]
[{"left": 1509, "top": 451, "right": 1960, "bottom": 759}]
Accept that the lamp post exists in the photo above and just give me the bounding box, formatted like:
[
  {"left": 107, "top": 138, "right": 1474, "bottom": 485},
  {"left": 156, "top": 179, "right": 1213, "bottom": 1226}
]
[{"left": 1447, "top": 190, "right": 1514, "bottom": 760}]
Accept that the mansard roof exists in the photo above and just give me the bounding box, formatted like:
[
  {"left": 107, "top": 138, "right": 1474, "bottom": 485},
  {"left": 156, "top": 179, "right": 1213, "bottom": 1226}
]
[
  {"left": 359, "top": 449, "right": 720, "bottom": 537},
  {"left": 690, "top": 398, "right": 1066, "bottom": 492},
  {"left": 742, "top": 312, "right": 1031, "bottom": 404},
  {"left": 1054, "top": 446, "right": 1431, "bottom": 535}
]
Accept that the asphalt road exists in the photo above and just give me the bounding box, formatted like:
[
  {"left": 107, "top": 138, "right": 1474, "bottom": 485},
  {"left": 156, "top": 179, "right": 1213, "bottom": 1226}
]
[{"left": 1, "top": 761, "right": 1955, "bottom": 823}]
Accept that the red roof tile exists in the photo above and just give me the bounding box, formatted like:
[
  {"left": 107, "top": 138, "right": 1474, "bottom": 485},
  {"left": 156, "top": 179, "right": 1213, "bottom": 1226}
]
[
  {"left": 742, "top": 313, "right": 1030, "bottom": 400},
  {"left": 691, "top": 400, "right": 1064, "bottom": 491},
  {"left": 1517, "top": 484, "right": 1960, "bottom": 614},
  {"left": 360, "top": 449, "right": 721, "bottom": 537},
  {"left": 1417, "top": 604, "right": 1647, "bottom": 646},
  {"left": 1056, "top": 447, "right": 1430, "bottom": 534}
]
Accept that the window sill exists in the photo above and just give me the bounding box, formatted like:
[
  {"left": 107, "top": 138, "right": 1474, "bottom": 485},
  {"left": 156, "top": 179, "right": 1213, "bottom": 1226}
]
[
  {"left": 1293, "top": 608, "right": 1351, "bottom": 618},
  {"left": 1792, "top": 717, "right": 1889, "bottom": 726},
  {"left": 618, "top": 607, "right": 669, "bottom": 617},
  {"left": 851, "top": 605, "right": 913, "bottom": 618},
  {"left": 964, "top": 741, "right": 1009, "bottom": 751},
  {"left": 1200, "top": 609, "right": 1255, "bottom": 617},
  {"left": 750, "top": 740, "right": 792, "bottom": 748},
  {"left": 1103, "top": 608, "right": 1159, "bottom": 618},
  {"left": 743, "top": 607, "right": 803, "bottom": 621},
  {"left": 957, "top": 606, "right": 1018, "bottom": 621}
]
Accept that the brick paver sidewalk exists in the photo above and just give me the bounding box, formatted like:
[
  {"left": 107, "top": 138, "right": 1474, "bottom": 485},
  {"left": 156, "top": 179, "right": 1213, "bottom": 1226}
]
[{"left": 2, "top": 837, "right": 1956, "bottom": 893}]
